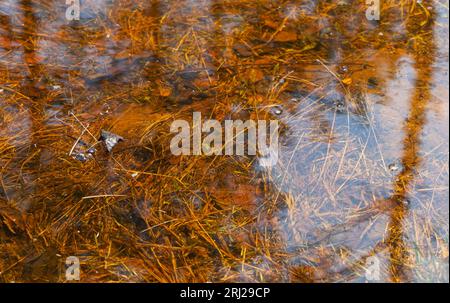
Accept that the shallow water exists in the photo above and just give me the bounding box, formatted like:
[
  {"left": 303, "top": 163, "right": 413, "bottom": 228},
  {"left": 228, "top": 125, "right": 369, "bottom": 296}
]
[{"left": 0, "top": 0, "right": 448, "bottom": 282}]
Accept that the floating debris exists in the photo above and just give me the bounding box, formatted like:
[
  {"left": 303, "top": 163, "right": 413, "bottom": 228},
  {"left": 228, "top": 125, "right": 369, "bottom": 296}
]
[
  {"left": 388, "top": 162, "right": 401, "bottom": 172},
  {"left": 87, "top": 147, "right": 97, "bottom": 155},
  {"left": 402, "top": 199, "right": 411, "bottom": 206},
  {"left": 272, "top": 106, "right": 283, "bottom": 115},
  {"left": 99, "top": 130, "right": 124, "bottom": 152},
  {"left": 99, "top": 103, "right": 112, "bottom": 116},
  {"left": 70, "top": 138, "right": 96, "bottom": 162},
  {"left": 335, "top": 100, "right": 346, "bottom": 113},
  {"left": 73, "top": 152, "right": 89, "bottom": 163}
]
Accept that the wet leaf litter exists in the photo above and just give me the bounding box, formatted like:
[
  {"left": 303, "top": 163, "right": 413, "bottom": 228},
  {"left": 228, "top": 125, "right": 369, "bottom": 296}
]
[{"left": 70, "top": 129, "right": 123, "bottom": 162}]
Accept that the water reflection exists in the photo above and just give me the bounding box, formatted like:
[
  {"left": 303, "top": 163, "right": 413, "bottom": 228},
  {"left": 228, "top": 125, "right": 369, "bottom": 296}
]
[
  {"left": 0, "top": 0, "right": 448, "bottom": 282},
  {"left": 386, "top": 6, "right": 435, "bottom": 282}
]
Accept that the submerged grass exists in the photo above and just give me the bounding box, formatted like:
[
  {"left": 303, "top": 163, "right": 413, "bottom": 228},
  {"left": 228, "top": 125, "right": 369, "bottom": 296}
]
[{"left": 0, "top": 0, "right": 448, "bottom": 282}]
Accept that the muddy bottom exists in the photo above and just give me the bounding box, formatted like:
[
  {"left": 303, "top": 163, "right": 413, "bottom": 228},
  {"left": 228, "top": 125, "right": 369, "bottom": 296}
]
[{"left": 0, "top": 0, "right": 448, "bottom": 282}]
